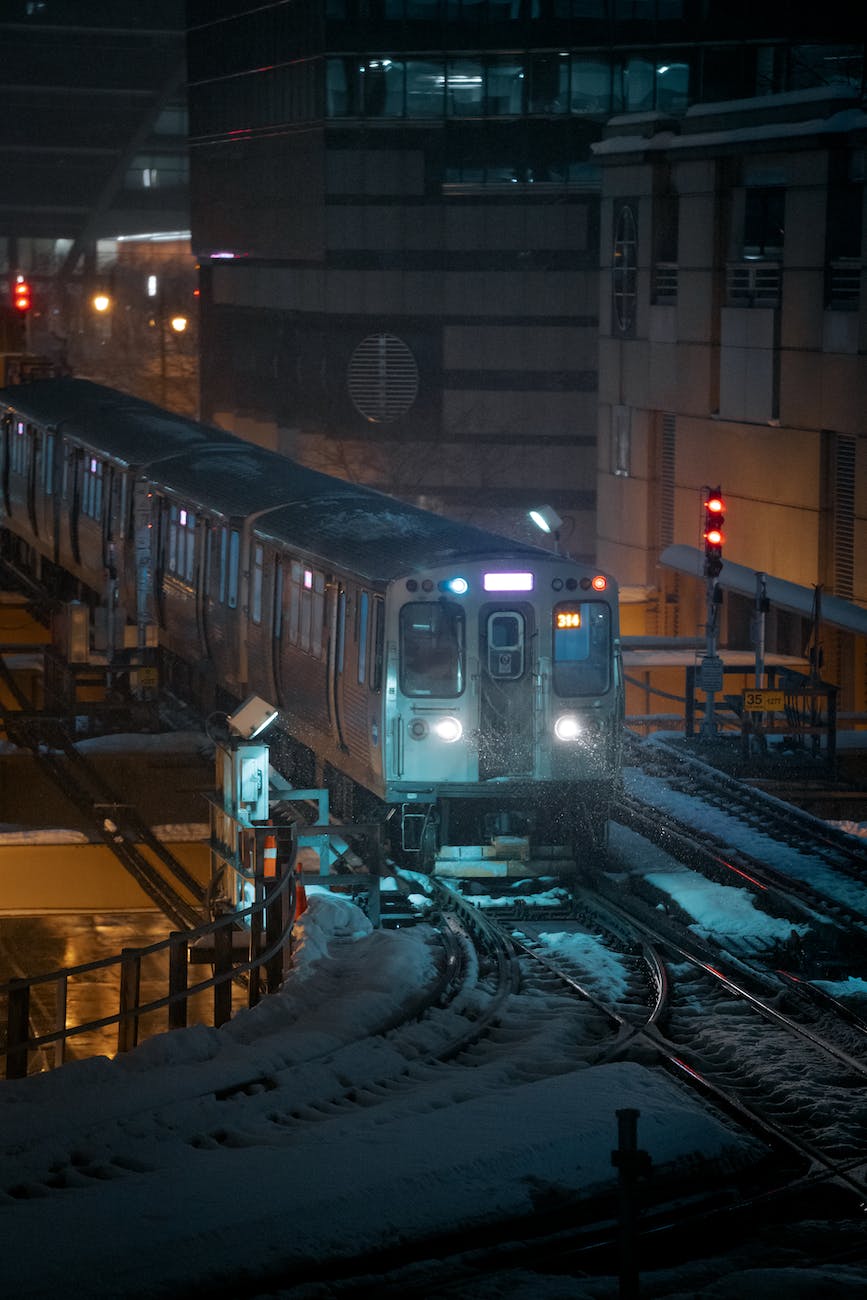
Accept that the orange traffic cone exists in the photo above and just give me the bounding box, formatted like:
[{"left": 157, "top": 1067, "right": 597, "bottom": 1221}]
[
  {"left": 294, "top": 865, "right": 308, "bottom": 919},
  {"left": 263, "top": 831, "right": 278, "bottom": 879}
]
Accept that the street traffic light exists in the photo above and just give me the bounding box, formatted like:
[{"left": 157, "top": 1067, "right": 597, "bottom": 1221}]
[
  {"left": 703, "top": 488, "right": 725, "bottom": 578},
  {"left": 13, "top": 275, "right": 31, "bottom": 314}
]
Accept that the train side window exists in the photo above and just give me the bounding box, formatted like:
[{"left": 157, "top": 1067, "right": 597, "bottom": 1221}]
[
  {"left": 310, "top": 570, "right": 326, "bottom": 658},
  {"left": 251, "top": 542, "right": 264, "bottom": 624},
  {"left": 371, "top": 597, "right": 384, "bottom": 692},
  {"left": 43, "top": 431, "right": 54, "bottom": 494},
  {"left": 288, "top": 560, "right": 302, "bottom": 642},
  {"left": 11, "top": 422, "right": 26, "bottom": 476},
  {"left": 227, "top": 529, "right": 240, "bottom": 609},
  {"left": 82, "top": 456, "right": 103, "bottom": 520},
  {"left": 168, "top": 506, "right": 196, "bottom": 582},
  {"left": 273, "top": 559, "right": 284, "bottom": 639},
  {"left": 357, "top": 591, "right": 369, "bottom": 684},
  {"left": 552, "top": 601, "right": 611, "bottom": 696},
  {"left": 336, "top": 588, "right": 346, "bottom": 673},
  {"left": 218, "top": 527, "right": 228, "bottom": 603},
  {"left": 168, "top": 505, "right": 179, "bottom": 573}
]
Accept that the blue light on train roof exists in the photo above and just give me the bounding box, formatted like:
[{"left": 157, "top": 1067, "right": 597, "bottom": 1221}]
[
  {"left": 439, "top": 576, "right": 469, "bottom": 596},
  {"left": 483, "top": 572, "right": 534, "bottom": 592}
]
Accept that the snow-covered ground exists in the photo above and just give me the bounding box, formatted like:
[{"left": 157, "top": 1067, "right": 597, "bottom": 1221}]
[
  {"left": 1, "top": 729, "right": 866, "bottom": 1295},
  {"left": 0, "top": 877, "right": 863, "bottom": 1297}
]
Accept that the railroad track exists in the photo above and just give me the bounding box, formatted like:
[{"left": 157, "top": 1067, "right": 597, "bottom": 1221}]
[{"left": 624, "top": 731, "right": 867, "bottom": 874}]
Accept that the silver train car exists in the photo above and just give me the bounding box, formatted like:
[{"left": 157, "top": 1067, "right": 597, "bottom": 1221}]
[{"left": 0, "top": 379, "right": 623, "bottom": 866}]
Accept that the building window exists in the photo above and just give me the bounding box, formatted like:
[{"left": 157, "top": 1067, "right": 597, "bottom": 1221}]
[
  {"left": 348, "top": 333, "right": 419, "bottom": 423},
  {"left": 612, "top": 202, "right": 638, "bottom": 335},
  {"left": 612, "top": 406, "right": 631, "bottom": 477},
  {"left": 743, "top": 187, "right": 785, "bottom": 258}
]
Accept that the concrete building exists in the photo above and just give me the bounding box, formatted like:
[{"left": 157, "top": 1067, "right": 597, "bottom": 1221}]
[
  {"left": 595, "top": 86, "right": 867, "bottom": 716},
  {"left": 187, "top": 7, "right": 862, "bottom": 554},
  {"left": 0, "top": 1, "right": 191, "bottom": 383}
]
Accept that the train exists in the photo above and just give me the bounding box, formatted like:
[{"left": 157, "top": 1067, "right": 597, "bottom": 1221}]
[{"left": 0, "top": 378, "right": 623, "bottom": 868}]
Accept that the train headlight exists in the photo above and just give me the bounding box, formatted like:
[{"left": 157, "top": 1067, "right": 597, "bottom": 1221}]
[
  {"left": 554, "top": 713, "right": 582, "bottom": 742},
  {"left": 433, "top": 717, "right": 463, "bottom": 743}
]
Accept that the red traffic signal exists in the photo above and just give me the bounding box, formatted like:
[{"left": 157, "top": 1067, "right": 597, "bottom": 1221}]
[
  {"left": 13, "top": 276, "right": 32, "bottom": 314},
  {"left": 703, "top": 488, "right": 725, "bottom": 578}
]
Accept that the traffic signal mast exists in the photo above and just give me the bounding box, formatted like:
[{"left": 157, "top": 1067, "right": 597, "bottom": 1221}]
[{"left": 699, "top": 486, "right": 726, "bottom": 737}]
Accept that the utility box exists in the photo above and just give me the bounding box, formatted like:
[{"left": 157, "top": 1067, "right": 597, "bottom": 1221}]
[{"left": 218, "top": 741, "right": 269, "bottom": 825}]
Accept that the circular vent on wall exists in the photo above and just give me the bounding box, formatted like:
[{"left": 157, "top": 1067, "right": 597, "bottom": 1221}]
[{"left": 347, "top": 332, "right": 419, "bottom": 423}]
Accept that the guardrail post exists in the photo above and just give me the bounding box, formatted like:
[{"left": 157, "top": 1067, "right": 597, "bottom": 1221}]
[
  {"left": 117, "top": 948, "right": 141, "bottom": 1055},
  {"left": 248, "top": 880, "right": 264, "bottom": 1009},
  {"left": 611, "top": 1107, "right": 652, "bottom": 1300},
  {"left": 213, "top": 920, "right": 233, "bottom": 1027},
  {"left": 6, "top": 979, "right": 30, "bottom": 1079},
  {"left": 265, "top": 875, "right": 284, "bottom": 995},
  {"left": 54, "top": 973, "right": 68, "bottom": 1070},
  {"left": 168, "top": 932, "right": 189, "bottom": 1031}
]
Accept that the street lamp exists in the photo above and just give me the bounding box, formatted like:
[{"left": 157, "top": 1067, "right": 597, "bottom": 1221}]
[{"left": 528, "top": 505, "right": 563, "bottom": 553}]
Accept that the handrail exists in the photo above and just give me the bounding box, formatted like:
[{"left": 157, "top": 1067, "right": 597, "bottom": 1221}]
[{"left": 0, "top": 858, "right": 296, "bottom": 1080}]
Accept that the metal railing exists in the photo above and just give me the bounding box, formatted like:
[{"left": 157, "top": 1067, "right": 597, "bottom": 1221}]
[
  {"left": 827, "top": 260, "right": 862, "bottom": 310},
  {"left": 0, "top": 862, "right": 295, "bottom": 1080},
  {"left": 654, "top": 262, "right": 678, "bottom": 302},
  {"left": 726, "top": 261, "right": 781, "bottom": 307}
]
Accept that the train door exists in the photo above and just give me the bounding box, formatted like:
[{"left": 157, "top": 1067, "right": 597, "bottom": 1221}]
[{"left": 478, "top": 603, "right": 535, "bottom": 778}]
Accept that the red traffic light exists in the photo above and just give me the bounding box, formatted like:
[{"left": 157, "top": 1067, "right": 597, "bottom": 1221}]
[
  {"left": 13, "top": 276, "right": 31, "bottom": 313},
  {"left": 702, "top": 487, "right": 725, "bottom": 577}
]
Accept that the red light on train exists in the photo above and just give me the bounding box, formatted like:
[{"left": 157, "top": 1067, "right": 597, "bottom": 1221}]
[{"left": 591, "top": 575, "right": 607, "bottom": 591}]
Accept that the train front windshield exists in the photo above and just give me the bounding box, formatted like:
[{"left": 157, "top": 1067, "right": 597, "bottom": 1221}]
[
  {"left": 552, "top": 601, "right": 611, "bottom": 696},
  {"left": 400, "top": 602, "right": 465, "bottom": 697}
]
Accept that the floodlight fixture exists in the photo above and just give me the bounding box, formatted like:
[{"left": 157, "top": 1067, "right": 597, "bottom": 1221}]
[
  {"left": 528, "top": 506, "right": 563, "bottom": 536},
  {"left": 227, "top": 694, "right": 279, "bottom": 740}
]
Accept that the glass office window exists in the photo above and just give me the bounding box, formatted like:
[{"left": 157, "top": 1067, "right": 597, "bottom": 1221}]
[
  {"left": 363, "top": 59, "right": 405, "bottom": 116},
  {"left": 530, "top": 54, "right": 569, "bottom": 114},
  {"left": 406, "top": 61, "right": 445, "bottom": 116},
  {"left": 570, "top": 57, "right": 612, "bottom": 115},
  {"left": 487, "top": 58, "right": 525, "bottom": 114},
  {"left": 446, "top": 60, "right": 484, "bottom": 116}
]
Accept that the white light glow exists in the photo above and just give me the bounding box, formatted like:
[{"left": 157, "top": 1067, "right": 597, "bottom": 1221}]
[
  {"left": 554, "top": 714, "right": 582, "bottom": 742},
  {"left": 483, "top": 572, "right": 534, "bottom": 592},
  {"left": 433, "top": 717, "right": 463, "bottom": 743},
  {"left": 147, "top": 275, "right": 158, "bottom": 297}
]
